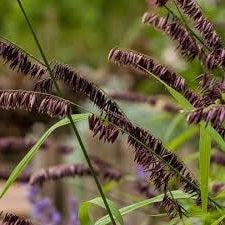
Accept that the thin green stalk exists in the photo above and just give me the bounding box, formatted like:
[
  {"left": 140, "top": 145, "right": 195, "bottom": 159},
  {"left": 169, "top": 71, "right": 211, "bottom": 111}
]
[{"left": 16, "top": 1, "right": 116, "bottom": 224}]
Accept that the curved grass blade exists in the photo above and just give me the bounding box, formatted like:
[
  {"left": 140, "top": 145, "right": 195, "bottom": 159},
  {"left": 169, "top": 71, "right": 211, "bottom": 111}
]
[
  {"left": 78, "top": 197, "right": 124, "bottom": 225},
  {"left": 95, "top": 191, "right": 189, "bottom": 225},
  {"left": 166, "top": 86, "right": 193, "bottom": 111},
  {"left": 0, "top": 113, "right": 90, "bottom": 198},
  {"left": 139, "top": 65, "right": 193, "bottom": 111},
  {"left": 167, "top": 126, "right": 199, "bottom": 151}
]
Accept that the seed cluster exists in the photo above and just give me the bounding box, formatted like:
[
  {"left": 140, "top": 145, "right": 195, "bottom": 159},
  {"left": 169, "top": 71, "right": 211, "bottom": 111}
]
[
  {"left": 109, "top": 48, "right": 185, "bottom": 92},
  {"left": 174, "top": 0, "right": 222, "bottom": 50},
  {"left": 0, "top": 40, "right": 46, "bottom": 78},
  {"left": 188, "top": 106, "right": 225, "bottom": 127},
  {"left": 1, "top": 212, "right": 33, "bottom": 225},
  {"left": 0, "top": 137, "right": 73, "bottom": 154},
  {"left": 143, "top": 13, "right": 199, "bottom": 61},
  {"left": 0, "top": 90, "right": 72, "bottom": 118}
]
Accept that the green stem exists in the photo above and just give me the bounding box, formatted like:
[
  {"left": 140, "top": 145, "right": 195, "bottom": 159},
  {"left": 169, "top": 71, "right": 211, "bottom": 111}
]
[{"left": 16, "top": 1, "right": 117, "bottom": 224}]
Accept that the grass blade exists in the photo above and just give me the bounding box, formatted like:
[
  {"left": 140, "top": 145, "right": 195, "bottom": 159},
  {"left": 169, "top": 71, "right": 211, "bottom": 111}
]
[
  {"left": 164, "top": 113, "right": 185, "bottom": 143},
  {"left": 199, "top": 123, "right": 212, "bottom": 213},
  {"left": 78, "top": 197, "right": 124, "bottom": 225},
  {"left": 167, "top": 126, "right": 199, "bottom": 151},
  {"left": 95, "top": 191, "right": 189, "bottom": 225},
  {"left": 0, "top": 113, "right": 90, "bottom": 198},
  {"left": 166, "top": 86, "right": 193, "bottom": 111},
  {"left": 141, "top": 66, "right": 193, "bottom": 111},
  {"left": 205, "top": 124, "right": 225, "bottom": 152}
]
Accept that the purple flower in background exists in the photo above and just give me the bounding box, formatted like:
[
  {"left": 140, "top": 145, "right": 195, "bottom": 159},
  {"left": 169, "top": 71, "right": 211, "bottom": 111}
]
[
  {"left": 27, "top": 186, "right": 62, "bottom": 225},
  {"left": 136, "top": 165, "right": 146, "bottom": 180},
  {"left": 33, "top": 198, "right": 62, "bottom": 225},
  {"left": 27, "top": 185, "right": 39, "bottom": 203},
  {"left": 68, "top": 196, "right": 80, "bottom": 225}
]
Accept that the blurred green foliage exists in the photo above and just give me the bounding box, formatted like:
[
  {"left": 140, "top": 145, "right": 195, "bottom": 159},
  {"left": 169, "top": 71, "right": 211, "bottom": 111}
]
[
  {"left": 0, "top": 1, "right": 146, "bottom": 67},
  {"left": 0, "top": 0, "right": 224, "bottom": 90}
]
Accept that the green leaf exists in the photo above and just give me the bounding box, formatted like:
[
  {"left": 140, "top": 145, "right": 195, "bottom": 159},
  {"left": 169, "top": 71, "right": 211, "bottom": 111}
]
[
  {"left": 141, "top": 65, "right": 193, "bottom": 111},
  {"left": 95, "top": 190, "right": 189, "bottom": 225},
  {"left": 78, "top": 197, "right": 124, "bottom": 225},
  {"left": 164, "top": 113, "right": 185, "bottom": 143},
  {"left": 199, "top": 123, "right": 212, "bottom": 213},
  {"left": 212, "top": 214, "right": 225, "bottom": 225},
  {"left": 167, "top": 126, "right": 199, "bottom": 151},
  {"left": 166, "top": 86, "right": 193, "bottom": 111},
  {"left": 205, "top": 125, "right": 225, "bottom": 152},
  {"left": 0, "top": 113, "right": 90, "bottom": 198}
]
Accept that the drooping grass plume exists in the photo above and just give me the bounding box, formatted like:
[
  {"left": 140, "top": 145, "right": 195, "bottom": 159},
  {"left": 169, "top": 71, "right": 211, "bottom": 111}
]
[
  {"left": 205, "top": 48, "right": 225, "bottom": 70},
  {"left": 186, "top": 108, "right": 205, "bottom": 124},
  {"left": 35, "top": 62, "right": 126, "bottom": 143},
  {"left": 125, "top": 122, "right": 199, "bottom": 196},
  {"left": 0, "top": 90, "right": 72, "bottom": 118},
  {"left": 110, "top": 91, "right": 180, "bottom": 114},
  {"left": 35, "top": 62, "right": 125, "bottom": 117},
  {"left": 108, "top": 48, "right": 202, "bottom": 107},
  {"left": 160, "top": 194, "right": 186, "bottom": 218},
  {"left": 198, "top": 74, "right": 225, "bottom": 106},
  {"left": 92, "top": 112, "right": 201, "bottom": 216},
  {"left": 88, "top": 115, "right": 120, "bottom": 144},
  {"left": 135, "top": 180, "right": 186, "bottom": 218},
  {"left": 35, "top": 78, "right": 53, "bottom": 93},
  {"left": 0, "top": 168, "right": 30, "bottom": 183},
  {"left": 108, "top": 48, "right": 185, "bottom": 92},
  {"left": 142, "top": 13, "right": 199, "bottom": 61},
  {"left": 29, "top": 164, "right": 92, "bottom": 186},
  {"left": 0, "top": 212, "right": 34, "bottom": 225},
  {"left": 183, "top": 89, "right": 202, "bottom": 107},
  {"left": 0, "top": 157, "right": 122, "bottom": 184},
  {"left": 174, "top": 0, "right": 222, "bottom": 51},
  {"left": 29, "top": 162, "right": 122, "bottom": 186},
  {"left": 0, "top": 137, "right": 73, "bottom": 154},
  {"left": 0, "top": 39, "right": 46, "bottom": 78},
  {"left": 187, "top": 106, "right": 225, "bottom": 127}
]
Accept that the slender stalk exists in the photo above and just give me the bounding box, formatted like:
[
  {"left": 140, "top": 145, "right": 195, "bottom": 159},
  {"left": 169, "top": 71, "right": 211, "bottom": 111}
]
[{"left": 16, "top": 1, "right": 117, "bottom": 224}]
